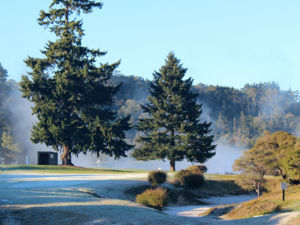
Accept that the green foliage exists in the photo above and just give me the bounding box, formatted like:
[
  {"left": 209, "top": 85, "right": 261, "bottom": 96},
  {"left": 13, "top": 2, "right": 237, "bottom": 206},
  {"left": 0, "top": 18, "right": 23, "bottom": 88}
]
[
  {"left": 133, "top": 52, "right": 215, "bottom": 171},
  {"left": 233, "top": 131, "right": 300, "bottom": 196},
  {"left": 196, "top": 82, "right": 300, "bottom": 147},
  {"left": 0, "top": 64, "right": 21, "bottom": 164},
  {"left": 182, "top": 173, "right": 204, "bottom": 189},
  {"left": 233, "top": 145, "right": 267, "bottom": 197},
  {"left": 175, "top": 167, "right": 205, "bottom": 188},
  {"left": 148, "top": 170, "right": 167, "bottom": 186},
  {"left": 107, "top": 74, "right": 300, "bottom": 148},
  {"left": 252, "top": 131, "right": 300, "bottom": 182},
  {"left": 0, "top": 131, "right": 21, "bottom": 164},
  {"left": 136, "top": 187, "right": 168, "bottom": 210},
  {"left": 19, "top": 0, "right": 132, "bottom": 165}
]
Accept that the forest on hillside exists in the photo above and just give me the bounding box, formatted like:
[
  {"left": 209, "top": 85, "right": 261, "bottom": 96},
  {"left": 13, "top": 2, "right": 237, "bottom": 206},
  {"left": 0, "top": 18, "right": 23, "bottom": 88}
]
[
  {"left": 0, "top": 63, "right": 300, "bottom": 164},
  {"left": 111, "top": 74, "right": 300, "bottom": 148}
]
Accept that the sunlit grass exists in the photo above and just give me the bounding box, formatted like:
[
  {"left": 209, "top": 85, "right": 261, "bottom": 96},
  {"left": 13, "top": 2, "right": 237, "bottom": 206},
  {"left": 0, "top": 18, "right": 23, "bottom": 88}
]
[
  {"left": 224, "top": 184, "right": 300, "bottom": 219},
  {"left": 205, "top": 173, "right": 238, "bottom": 180},
  {"left": 0, "top": 165, "right": 148, "bottom": 174}
]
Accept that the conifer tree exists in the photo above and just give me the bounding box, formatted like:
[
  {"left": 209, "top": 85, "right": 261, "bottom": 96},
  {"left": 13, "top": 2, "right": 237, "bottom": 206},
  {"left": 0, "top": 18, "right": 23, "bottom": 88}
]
[
  {"left": 20, "top": 0, "right": 132, "bottom": 165},
  {"left": 132, "top": 52, "right": 215, "bottom": 171}
]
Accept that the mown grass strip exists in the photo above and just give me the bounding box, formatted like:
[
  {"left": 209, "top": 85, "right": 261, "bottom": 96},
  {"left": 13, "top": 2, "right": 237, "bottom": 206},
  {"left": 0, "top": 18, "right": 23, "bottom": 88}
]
[{"left": 0, "top": 165, "right": 148, "bottom": 174}]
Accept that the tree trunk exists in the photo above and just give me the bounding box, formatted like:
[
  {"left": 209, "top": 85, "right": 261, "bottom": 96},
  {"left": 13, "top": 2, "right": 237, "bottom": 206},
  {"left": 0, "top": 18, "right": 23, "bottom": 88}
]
[
  {"left": 278, "top": 167, "right": 286, "bottom": 179},
  {"left": 256, "top": 182, "right": 260, "bottom": 198},
  {"left": 170, "top": 160, "right": 176, "bottom": 171},
  {"left": 169, "top": 129, "right": 176, "bottom": 171},
  {"left": 61, "top": 145, "right": 73, "bottom": 165}
]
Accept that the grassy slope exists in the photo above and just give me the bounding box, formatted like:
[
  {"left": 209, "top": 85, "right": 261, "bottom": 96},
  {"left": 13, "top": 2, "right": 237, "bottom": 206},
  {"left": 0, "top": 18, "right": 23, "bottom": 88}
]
[
  {"left": 224, "top": 177, "right": 300, "bottom": 219},
  {"left": 199, "top": 174, "right": 249, "bottom": 196},
  {"left": 126, "top": 173, "right": 250, "bottom": 207},
  {"left": 0, "top": 165, "right": 148, "bottom": 174}
]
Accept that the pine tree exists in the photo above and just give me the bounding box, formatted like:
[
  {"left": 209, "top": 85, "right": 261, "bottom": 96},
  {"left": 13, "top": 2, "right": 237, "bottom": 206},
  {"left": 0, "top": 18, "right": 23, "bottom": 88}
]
[
  {"left": 132, "top": 52, "right": 215, "bottom": 171},
  {"left": 20, "top": 0, "right": 132, "bottom": 165}
]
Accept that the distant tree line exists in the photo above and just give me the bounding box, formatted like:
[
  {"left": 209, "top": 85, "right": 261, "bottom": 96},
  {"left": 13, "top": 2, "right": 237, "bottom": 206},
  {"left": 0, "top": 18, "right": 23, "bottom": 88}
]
[
  {"left": 0, "top": 63, "right": 22, "bottom": 164},
  {"left": 1, "top": 60, "right": 300, "bottom": 165},
  {"left": 111, "top": 76, "right": 300, "bottom": 148},
  {"left": 196, "top": 82, "right": 300, "bottom": 147}
]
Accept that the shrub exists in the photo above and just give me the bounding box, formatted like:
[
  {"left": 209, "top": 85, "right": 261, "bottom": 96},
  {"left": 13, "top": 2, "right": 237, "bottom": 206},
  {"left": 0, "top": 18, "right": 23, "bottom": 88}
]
[
  {"left": 183, "top": 173, "right": 204, "bottom": 188},
  {"left": 136, "top": 187, "right": 168, "bottom": 210},
  {"left": 174, "top": 169, "right": 205, "bottom": 188},
  {"left": 174, "top": 169, "right": 190, "bottom": 186},
  {"left": 186, "top": 165, "right": 207, "bottom": 174},
  {"left": 148, "top": 170, "right": 167, "bottom": 186}
]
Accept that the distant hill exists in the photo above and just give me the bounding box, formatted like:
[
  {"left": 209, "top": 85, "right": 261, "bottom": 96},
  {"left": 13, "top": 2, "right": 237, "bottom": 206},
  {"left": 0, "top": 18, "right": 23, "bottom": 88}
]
[
  {"left": 0, "top": 70, "right": 299, "bottom": 164},
  {"left": 111, "top": 75, "right": 300, "bottom": 148}
]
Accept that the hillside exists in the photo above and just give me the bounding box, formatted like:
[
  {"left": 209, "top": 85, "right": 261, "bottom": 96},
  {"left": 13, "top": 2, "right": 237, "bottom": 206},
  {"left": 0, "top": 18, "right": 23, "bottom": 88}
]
[
  {"left": 111, "top": 75, "right": 300, "bottom": 148},
  {"left": 0, "top": 67, "right": 300, "bottom": 164}
]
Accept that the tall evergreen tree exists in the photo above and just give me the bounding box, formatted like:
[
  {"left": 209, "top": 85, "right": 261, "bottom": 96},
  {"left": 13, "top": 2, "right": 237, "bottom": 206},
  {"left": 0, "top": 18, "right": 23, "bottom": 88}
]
[
  {"left": 132, "top": 52, "right": 215, "bottom": 171},
  {"left": 20, "top": 0, "right": 132, "bottom": 165}
]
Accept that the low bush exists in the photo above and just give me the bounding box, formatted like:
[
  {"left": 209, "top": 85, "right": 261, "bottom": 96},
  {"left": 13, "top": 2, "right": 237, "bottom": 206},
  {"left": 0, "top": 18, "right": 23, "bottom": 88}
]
[
  {"left": 175, "top": 168, "right": 205, "bottom": 188},
  {"left": 136, "top": 187, "right": 168, "bottom": 210},
  {"left": 183, "top": 173, "right": 204, "bottom": 188},
  {"left": 174, "top": 169, "right": 190, "bottom": 186},
  {"left": 148, "top": 170, "right": 167, "bottom": 186},
  {"left": 186, "top": 165, "right": 207, "bottom": 174}
]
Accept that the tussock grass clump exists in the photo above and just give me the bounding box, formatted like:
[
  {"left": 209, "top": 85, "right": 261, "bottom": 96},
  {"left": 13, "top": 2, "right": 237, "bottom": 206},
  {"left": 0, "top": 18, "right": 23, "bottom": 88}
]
[
  {"left": 136, "top": 187, "right": 168, "bottom": 210},
  {"left": 186, "top": 165, "right": 207, "bottom": 174},
  {"left": 148, "top": 170, "right": 167, "bottom": 186}
]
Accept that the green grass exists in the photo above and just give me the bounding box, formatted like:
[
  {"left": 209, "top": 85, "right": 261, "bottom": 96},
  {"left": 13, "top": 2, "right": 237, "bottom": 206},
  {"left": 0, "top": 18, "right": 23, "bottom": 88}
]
[{"left": 0, "top": 165, "right": 148, "bottom": 174}]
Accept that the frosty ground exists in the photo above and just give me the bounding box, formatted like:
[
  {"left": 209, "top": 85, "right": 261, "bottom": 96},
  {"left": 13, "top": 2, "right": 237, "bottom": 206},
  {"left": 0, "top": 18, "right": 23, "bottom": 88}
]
[{"left": 0, "top": 173, "right": 299, "bottom": 225}]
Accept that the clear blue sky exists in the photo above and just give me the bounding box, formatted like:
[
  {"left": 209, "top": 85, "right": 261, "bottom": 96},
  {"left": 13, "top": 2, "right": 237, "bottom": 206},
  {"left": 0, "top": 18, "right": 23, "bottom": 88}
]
[{"left": 1, "top": 0, "right": 300, "bottom": 91}]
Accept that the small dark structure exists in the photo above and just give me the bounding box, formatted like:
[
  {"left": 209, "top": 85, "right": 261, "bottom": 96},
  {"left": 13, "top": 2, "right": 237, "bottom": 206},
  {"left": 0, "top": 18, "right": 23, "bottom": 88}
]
[{"left": 38, "top": 152, "right": 58, "bottom": 165}]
